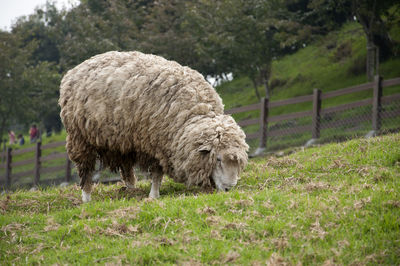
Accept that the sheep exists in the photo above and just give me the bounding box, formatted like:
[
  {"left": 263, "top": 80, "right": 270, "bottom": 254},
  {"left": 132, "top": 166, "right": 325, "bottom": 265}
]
[{"left": 59, "top": 51, "right": 248, "bottom": 202}]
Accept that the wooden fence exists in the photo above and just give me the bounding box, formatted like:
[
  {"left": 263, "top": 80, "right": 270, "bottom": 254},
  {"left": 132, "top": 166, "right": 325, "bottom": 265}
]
[
  {"left": 1, "top": 141, "right": 72, "bottom": 189},
  {"left": 225, "top": 75, "right": 400, "bottom": 152},
  {"left": 1, "top": 75, "right": 399, "bottom": 189}
]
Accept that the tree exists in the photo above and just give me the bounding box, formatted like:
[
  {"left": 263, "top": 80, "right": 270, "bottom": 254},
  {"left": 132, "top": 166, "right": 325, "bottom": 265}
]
[
  {"left": 186, "top": 0, "right": 314, "bottom": 99},
  {"left": 22, "top": 61, "right": 61, "bottom": 133},
  {"left": 53, "top": 4, "right": 119, "bottom": 72},
  {"left": 309, "top": 0, "right": 399, "bottom": 80},
  {"left": 351, "top": 0, "right": 399, "bottom": 80},
  {"left": 0, "top": 29, "right": 61, "bottom": 139},
  {"left": 0, "top": 31, "right": 35, "bottom": 139},
  {"left": 11, "top": 2, "right": 62, "bottom": 65},
  {"left": 138, "top": 0, "right": 216, "bottom": 76},
  {"left": 0, "top": 32, "right": 28, "bottom": 139}
]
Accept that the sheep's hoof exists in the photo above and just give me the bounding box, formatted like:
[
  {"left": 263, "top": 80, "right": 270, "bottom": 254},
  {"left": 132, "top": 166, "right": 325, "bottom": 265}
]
[
  {"left": 149, "top": 191, "right": 160, "bottom": 199},
  {"left": 82, "top": 191, "right": 91, "bottom": 203},
  {"left": 124, "top": 181, "right": 135, "bottom": 189}
]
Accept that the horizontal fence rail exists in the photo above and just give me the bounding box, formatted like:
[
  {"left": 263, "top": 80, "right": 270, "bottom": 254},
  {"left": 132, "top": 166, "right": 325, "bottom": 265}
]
[
  {"left": 225, "top": 75, "right": 400, "bottom": 153},
  {"left": 1, "top": 141, "right": 73, "bottom": 189},
  {"left": 269, "top": 94, "right": 313, "bottom": 108},
  {"left": 225, "top": 102, "right": 260, "bottom": 114},
  {"left": 321, "top": 81, "right": 373, "bottom": 100}
]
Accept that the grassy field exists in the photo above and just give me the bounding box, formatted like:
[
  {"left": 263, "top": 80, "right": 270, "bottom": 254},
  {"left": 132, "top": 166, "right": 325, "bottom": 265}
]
[{"left": 1, "top": 133, "right": 399, "bottom": 265}]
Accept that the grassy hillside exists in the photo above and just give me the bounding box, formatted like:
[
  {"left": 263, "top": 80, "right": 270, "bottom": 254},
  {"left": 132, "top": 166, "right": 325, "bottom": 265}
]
[
  {"left": 218, "top": 22, "right": 400, "bottom": 113},
  {"left": 1, "top": 133, "right": 399, "bottom": 264},
  {"left": 216, "top": 22, "right": 400, "bottom": 152}
]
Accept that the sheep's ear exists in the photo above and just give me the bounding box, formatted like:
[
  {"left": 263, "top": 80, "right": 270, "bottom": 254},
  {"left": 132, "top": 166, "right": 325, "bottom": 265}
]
[{"left": 198, "top": 144, "right": 212, "bottom": 153}]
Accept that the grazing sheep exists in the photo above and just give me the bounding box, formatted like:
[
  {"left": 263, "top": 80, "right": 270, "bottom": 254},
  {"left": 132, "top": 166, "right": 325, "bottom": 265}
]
[{"left": 59, "top": 51, "right": 248, "bottom": 202}]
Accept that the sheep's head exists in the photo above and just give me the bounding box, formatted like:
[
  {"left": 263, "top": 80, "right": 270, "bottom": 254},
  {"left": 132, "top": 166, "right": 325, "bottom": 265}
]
[
  {"left": 187, "top": 115, "right": 248, "bottom": 190},
  {"left": 212, "top": 152, "right": 242, "bottom": 191},
  {"left": 198, "top": 143, "right": 248, "bottom": 192}
]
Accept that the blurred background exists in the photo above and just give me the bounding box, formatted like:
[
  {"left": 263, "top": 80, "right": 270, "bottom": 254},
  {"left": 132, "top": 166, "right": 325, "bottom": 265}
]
[{"left": 1, "top": 0, "right": 399, "bottom": 188}]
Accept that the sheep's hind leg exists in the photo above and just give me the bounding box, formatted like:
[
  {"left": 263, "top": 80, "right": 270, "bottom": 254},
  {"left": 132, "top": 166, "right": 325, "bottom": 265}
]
[
  {"left": 78, "top": 160, "right": 96, "bottom": 203},
  {"left": 149, "top": 170, "right": 163, "bottom": 199},
  {"left": 120, "top": 164, "right": 136, "bottom": 189},
  {"left": 66, "top": 134, "right": 96, "bottom": 203},
  {"left": 75, "top": 152, "right": 96, "bottom": 203}
]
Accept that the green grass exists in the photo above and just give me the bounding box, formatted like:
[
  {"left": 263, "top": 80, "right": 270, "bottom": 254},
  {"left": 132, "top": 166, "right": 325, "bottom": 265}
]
[{"left": 1, "top": 133, "right": 399, "bottom": 265}]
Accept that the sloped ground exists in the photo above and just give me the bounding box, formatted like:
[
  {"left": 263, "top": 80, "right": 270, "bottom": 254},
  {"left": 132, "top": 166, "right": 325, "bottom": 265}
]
[{"left": 0, "top": 133, "right": 399, "bottom": 264}]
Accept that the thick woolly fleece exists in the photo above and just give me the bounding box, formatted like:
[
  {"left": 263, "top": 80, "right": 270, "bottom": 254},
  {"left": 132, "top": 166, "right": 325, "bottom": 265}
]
[{"left": 59, "top": 51, "right": 248, "bottom": 189}]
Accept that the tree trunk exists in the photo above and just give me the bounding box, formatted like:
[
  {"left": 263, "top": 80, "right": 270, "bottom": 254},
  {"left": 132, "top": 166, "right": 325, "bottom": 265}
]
[
  {"left": 259, "top": 64, "right": 272, "bottom": 99},
  {"left": 0, "top": 116, "right": 7, "bottom": 164},
  {"left": 264, "top": 78, "right": 270, "bottom": 100},
  {"left": 0, "top": 116, "right": 7, "bottom": 145},
  {"left": 366, "top": 38, "right": 376, "bottom": 81},
  {"left": 353, "top": 0, "right": 394, "bottom": 80},
  {"left": 251, "top": 79, "right": 261, "bottom": 101}
]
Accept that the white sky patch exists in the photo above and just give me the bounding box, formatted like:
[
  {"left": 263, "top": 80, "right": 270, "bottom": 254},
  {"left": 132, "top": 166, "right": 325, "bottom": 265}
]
[
  {"left": 207, "top": 73, "right": 233, "bottom": 87},
  {"left": 0, "top": 0, "right": 79, "bottom": 31}
]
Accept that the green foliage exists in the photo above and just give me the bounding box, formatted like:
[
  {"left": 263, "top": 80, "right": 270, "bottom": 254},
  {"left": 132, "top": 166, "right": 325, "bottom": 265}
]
[
  {"left": 218, "top": 22, "right": 400, "bottom": 112},
  {"left": 0, "top": 30, "right": 60, "bottom": 139},
  {"left": 184, "top": 0, "right": 318, "bottom": 99},
  {"left": 1, "top": 133, "right": 399, "bottom": 264}
]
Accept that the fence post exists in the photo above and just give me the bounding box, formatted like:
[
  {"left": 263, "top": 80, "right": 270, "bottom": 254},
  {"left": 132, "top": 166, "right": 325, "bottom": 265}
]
[
  {"left": 1, "top": 139, "right": 6, "bottom": 163},
  {"left": 34, "top": 142, "right": 41, "bottom": 186},
  {"left": 65, "top": 157, "right": 72, "bottom": 183},
  {"left": 254, "top": 97, "right": 269, "bottom": 156},
  {"left": 372, "top": 75, "right": 383, "bottom": 132},
  {"left": 5, "top": 148, "right": 12, "bottom": 190},
  {"left": 312, "top": 88, "right": 322, "bottom": 139}
]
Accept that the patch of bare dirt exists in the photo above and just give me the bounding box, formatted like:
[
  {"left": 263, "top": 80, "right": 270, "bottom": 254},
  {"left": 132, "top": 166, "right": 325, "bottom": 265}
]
[
  {"left": 108, "top": 206, "right": 140, "bottom": 219},
  {"left": 266, "top": 253, "right": 288, "bottom": 266},
  {"left": 353, "top": 197, "right": 371, "bottom": 210},
  {"left": 196, "top": 206, "right": 216, "bottom": 215},
  {"left": 2, "top": 222, "right": 26, "bottom": 235},
  {"left": 305, "top": 181, "right": 330, "bottom": 192},
  {"left": 384, "top": 200, "right": 400, "bottom": 208},
  {"left": 310, "top": 219, "right": 328, "bottom": 240},
  {"left": 266, "top": 157, "right": 302, "bottom": 168},
  {"left": 205, "top": 216, "right": 223, "bottom": 226},
  {"left": 44, "top": 217, "right": 60, "bottom": 232},
  {"left": 84, "top": 221, "right": 140, "bottom": 238},
  {"left": 224, "top": 222, "right": 247, "bottom": 231},
  {"left": 222, "top": 251, "right": 241, "bottom": 263}
]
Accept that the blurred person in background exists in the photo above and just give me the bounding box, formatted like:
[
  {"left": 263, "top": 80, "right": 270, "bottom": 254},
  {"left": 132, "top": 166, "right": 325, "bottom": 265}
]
[
  {"left": 18, "top": 134, "right": 25, "bottom": 145},
  {"left": 8, "top": 130, "right": 16, "bottom": 145},
  {"left": 29, "top": 124, "right": 38, "bottom": 143}
]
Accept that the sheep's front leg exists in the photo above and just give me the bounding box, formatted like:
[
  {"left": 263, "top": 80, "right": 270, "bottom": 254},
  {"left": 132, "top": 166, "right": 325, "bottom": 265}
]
[{"left": 149, "top": 172, "right": 163, "bottom": 199}]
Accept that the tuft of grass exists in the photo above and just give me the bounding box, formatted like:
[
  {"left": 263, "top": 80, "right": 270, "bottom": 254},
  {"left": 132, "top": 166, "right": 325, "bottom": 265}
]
[{"left": 1, "top": 133, "right": 399, "bottom": 264}]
